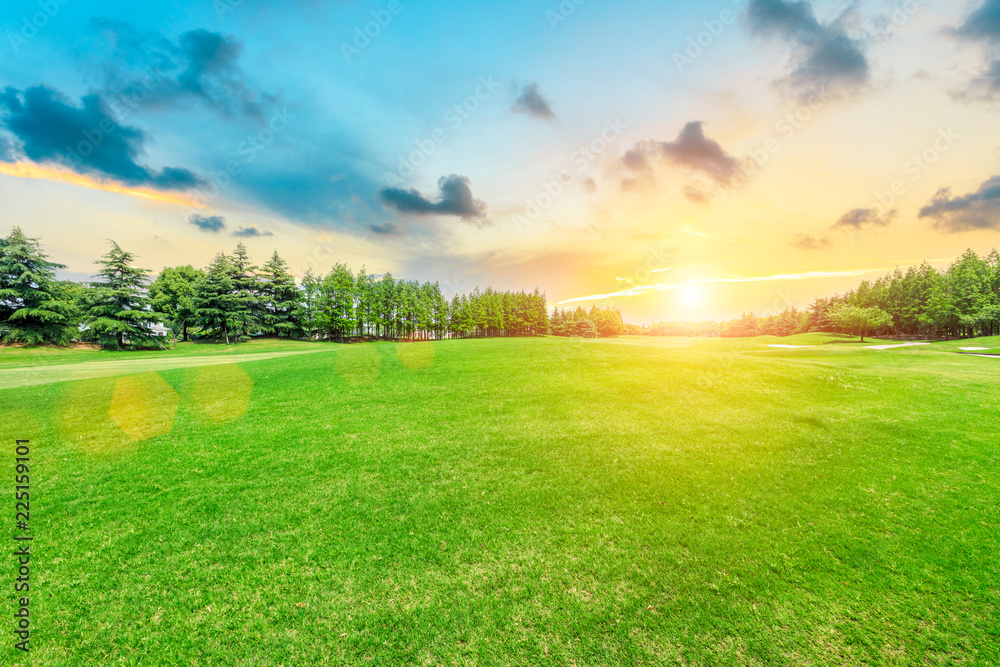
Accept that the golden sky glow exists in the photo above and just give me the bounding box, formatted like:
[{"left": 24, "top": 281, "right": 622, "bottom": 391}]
[
  {"left": 0, "top": 163, "right": 204, "bottom": 209},
  {"left": 2, "top": 0, "right": 999, "bottom": 324}
]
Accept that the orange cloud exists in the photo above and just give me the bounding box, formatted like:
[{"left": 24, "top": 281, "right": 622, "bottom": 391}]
[{"left": 0, "top": 162, "right": 203, "bottom": 208}]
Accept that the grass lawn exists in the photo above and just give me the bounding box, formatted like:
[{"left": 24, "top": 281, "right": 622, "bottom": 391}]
[{"left": 1, "top": 335, "right": 998, "bottom": 665}]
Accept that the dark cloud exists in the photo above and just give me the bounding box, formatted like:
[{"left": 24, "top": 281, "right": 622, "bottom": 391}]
[
  {"left": 190, "top": 214, "right": 226, "bottom": 233},
  {"left": 952, "top": 0, "right": 1000, "bottom": 42},
  {"left": 231, "top": 225, "right": 273, "bottom": 237},
  {"left": 511, "top": 82, "right": 556, "bottom": 121},
  {"left": 379, "top": 174, "right": 488, "bottom": 222},
  {"left": 657, "top": 121, "right": 738, "bottom": 185},
  {"left": 918, "top": 175, "right": 1000, "bottom": 231},
  {"left": 951, "top": 1, "right": 1000, "bottom": 100},
  {"left": 791, "top": 233, "right": 832, "bottom": 249},
  {"left": 832, "top": 207, "right": 897, "bottom": 229},
  {"left": 0, "top": 86, "right": 203, "bottom": 190},
  {"left": 370, "top": 223, "right": 402, "bottom": 235},
  {"left": 94, "top": 20, "right": 275, "bottom": 121},
  {"left": 615, "top": 122, "right": 738, "bottom": 193},
  {"left": 745, "top": 0, "right": 869, "bottom": 97}
]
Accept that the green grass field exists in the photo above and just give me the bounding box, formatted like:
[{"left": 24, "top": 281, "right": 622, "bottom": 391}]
[{"left": 2, "top": 335, "right": 998, "bottom": 665}]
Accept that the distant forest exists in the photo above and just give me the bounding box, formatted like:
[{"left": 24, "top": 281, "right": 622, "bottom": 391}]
[
  {"left": 635, "top": 249, "right": 1000, "bottom": 340},
  {"left": 2, "top": 227, "right": 996, "bottom": 348},
  {"left": 0, "top": 227, "right": 549, "bottom": 348}
]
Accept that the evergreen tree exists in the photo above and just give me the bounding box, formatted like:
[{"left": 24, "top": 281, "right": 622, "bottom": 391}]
[
  {"left": 230, "top": 242, "right": 263, "bottom": 338},
  {"left": 296, "top": 269, "right": 323, "bottom": 340},
  {"left": 0, "top": 227, "right": 77, "bottom": 345},
  {"left": 82, "top": 241, "right": 163, "bottom": 349},
  {"left": 259, "top": 251, "right": 301, "bottom": 338},
  {"left": 193, "top": 253, "right": 240, "bottom": 344},
  {"left": 320, "top": 262, "right": 355, "bottom": 343}
]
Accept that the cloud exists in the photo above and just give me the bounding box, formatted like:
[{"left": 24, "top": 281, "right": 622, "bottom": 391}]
[
  {"left": 94, "top": 21, "right": 275, "bottom": 121},
  {"left": 232, "top": 224, "right": 273, "bottom": 237},
  {"left": 379, "top": 174, "right": 488, "bottom": 221},
  {"left": 616, "top": 122, "right": 738, "bottom": 193},
  {"left": 950, "top": 1, "right": 1000, "bottom": 100},
  {"left": 918, "top": 175, "right": 1000, "bottom": 231},
  {"left": 791, "top": 233, "right": 832, "bottom": 249},
  {"left": 190, "top": 214, "right": 226, "bottom": 233},
  {"left": 621, "top": 147, "right": 652, "bottom": 172},
  {"left": 657, "top": 121, "right": 738, "bottom": 185},
  {"left": 511, "top": 82, "right": 556, "bottom": 121},
  {"left": 952, "top": 0, "right": 1000, "bottom": 42},
  {"left": 0, "top": 134, "right": 13, "bottom": 162},
  {"left": 745, "top": 0, "right": 870, "bottom": 97},
  {"left": 581, "top": 177, "right": 597, "bottom": 194},
  {"left": 683, "top": 185, "right": 710, "bottom": 204},
  {"left": 370, "top": 222, "right": 402, "bottom": 235},
  {"left": 832, "top": 207, "right": 897, "bottom": 229},
  {"left": 0, "top": 86, "right": 203, "bottom": 190}
]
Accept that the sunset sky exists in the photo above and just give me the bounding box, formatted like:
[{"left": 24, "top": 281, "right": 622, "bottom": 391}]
[{"left": 2, "top": 0, "right": 999, "bottom": 323}]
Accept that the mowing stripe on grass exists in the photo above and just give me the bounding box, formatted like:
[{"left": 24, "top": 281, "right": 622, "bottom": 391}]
[{"left": 0, "top": 348, "right": 334, "bottom": 389}]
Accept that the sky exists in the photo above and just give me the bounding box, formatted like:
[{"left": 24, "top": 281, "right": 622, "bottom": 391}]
[{"left": 2, "top": 0, "right": 999, "bottom": 323}]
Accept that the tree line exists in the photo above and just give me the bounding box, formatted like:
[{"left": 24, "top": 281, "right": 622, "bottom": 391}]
[
  {"left": 0, "top": 227, "right": 549, "bottom": 348},
  {"left": 549, "top": 305, "right": 626, "bottom": 338},
  {"left": 617, "top": 248, "right": 1000, "bottom": 341}
]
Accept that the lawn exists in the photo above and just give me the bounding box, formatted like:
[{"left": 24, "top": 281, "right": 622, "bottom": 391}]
[{"left": 2, "top": 335, "right": 998, "bottom": 665}]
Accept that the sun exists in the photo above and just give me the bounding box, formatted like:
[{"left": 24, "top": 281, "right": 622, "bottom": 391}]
[{"left": 681, "top": 284, "right": 701, "bottom": 305}]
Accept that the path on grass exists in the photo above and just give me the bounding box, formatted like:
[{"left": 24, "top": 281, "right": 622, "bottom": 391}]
[{"left": 0, "top": 349, "right": 333, "bottom": 390}]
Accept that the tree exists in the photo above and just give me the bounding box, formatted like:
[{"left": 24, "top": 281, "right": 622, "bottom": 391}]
[
  {"left": 828, "top": 304, "right": 892, "bottom": 342},
  {"left": 259, "top": 251, "right": 301, "bottom": 338},
  {"left": 229, "top": 242, "right": 263, "bottom": 338},
  {"left": 0, "top": 227, "right": 77, "bottom": 345},
  {"left": 320, "top": 262, "right": 355, "bottom": 343},
  {"left": 82, "top": 241, "right": 163, "bottom": 349},
  {"left": 149, "top": 265, "right": 204, "bottom": 341},
  {"left": 590, "top": 305, "right": 625, "bottom": 337},
  {"left": 296, "top": 269, "right": 322, "bottom": 340},
  {"left": 193, "top": 253, "right": 240, "bottom": 344}
]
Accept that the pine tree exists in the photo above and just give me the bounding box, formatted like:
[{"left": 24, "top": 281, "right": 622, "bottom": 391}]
[
  {"left": 82, "top": 241, "right": 163, "bottom": 349},
  {"left": 259, "top": 251, "right": 301, "bottom": 338},
  {"left": 0, "top": 227, "right": 77, "bottom": 345},
  {"left": 194, "top": 253, "right": 239, "bottom": 344},
  {"left": 296, "top": 269, "right": 322, "bottom": 340},
  {"left": 320, "top": 262, "right": 355, "bottom": 343},
  {"left": 230, "top": 242, "right": 263, "bottom": 339}
]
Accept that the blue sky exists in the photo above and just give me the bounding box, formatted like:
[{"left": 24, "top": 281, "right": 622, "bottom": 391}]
[{"left": 2, "top": 0, "right": 999, "bottom": 321}]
